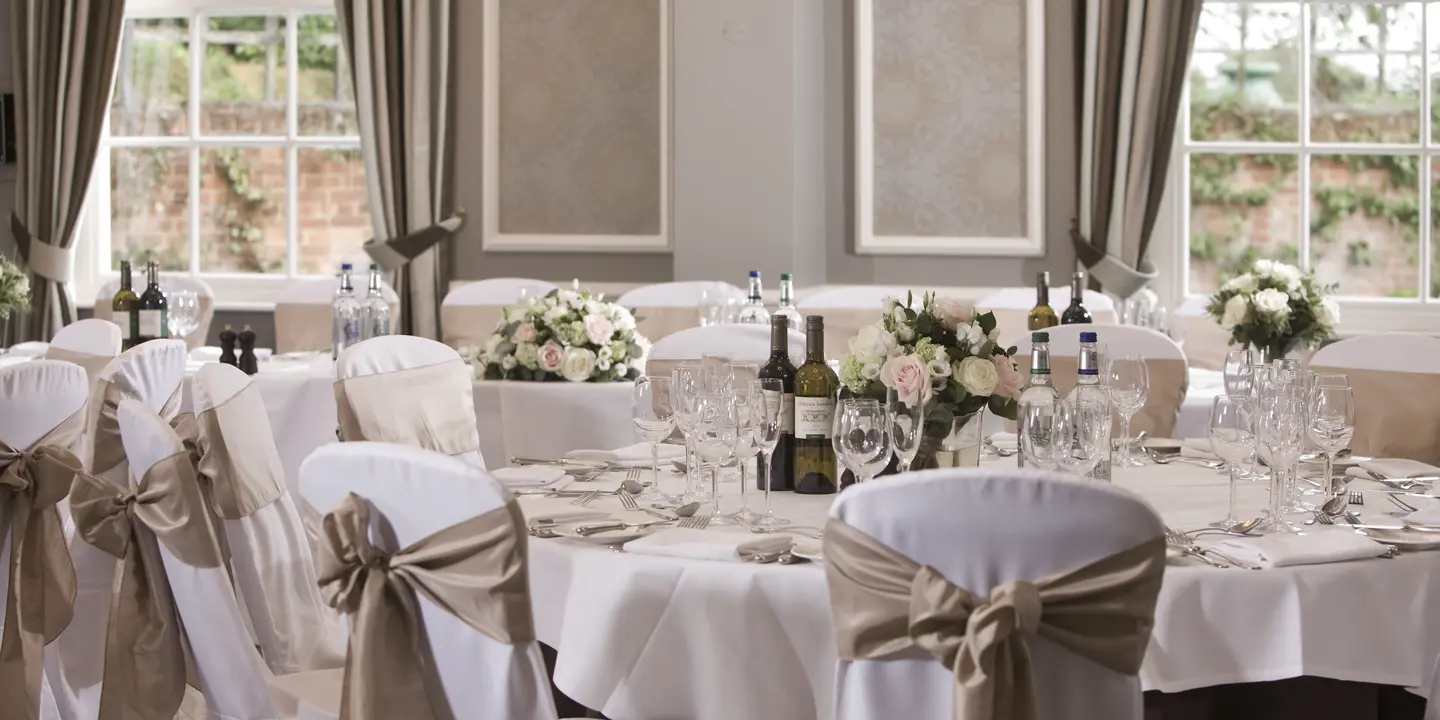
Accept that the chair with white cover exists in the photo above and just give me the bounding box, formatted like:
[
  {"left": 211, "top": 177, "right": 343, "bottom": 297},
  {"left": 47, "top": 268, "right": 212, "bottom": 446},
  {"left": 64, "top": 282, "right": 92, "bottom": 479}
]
[
  {"left": 274, "top": 274, "right": 400, "bottom": 354},
  {"left": 44, "top": 319, "right": 122, "bottom": 381},
  {"left": 824, "top": 469, "right": 1165, "bottom": 720},
  {"left": 441, "top": 278, "right": 559, "bottom": 349},
  {"left": 617, "top": 281, "right": 745, "bottom": 344},
  {"left": 191, "top": 362, "right": 346, "bottom": 674},
  {"left": 796, "top": 286, "right": 941, "bottom": 360},
  {"left": 647, "top": 323, "right": 806, "bottom": 380},
  {"left": 1310, "top": 333, "right": 1440, "bottom": 464},
  {"left": 268, "top": 441, "right": 560, "bottom": 720},
  {"left": 1426, "top": 654, "right": 1440, "bottom": 720},
  {"left": 1171, "top": 295, "right": 1231, "bottom": 370},
  {"left": 334, "top": 335, "right": 484, "bottom": 467},
  {"left": 977, "top": 285, "right": 1119, "bottom": 349},
  {"left": 0, "top": 360, "right": 90, "bottom": 720},
  {"left": 1013, "top": 324, "right": 1189, "bottom": 438},
  {"left": 93, "top": 275, "right": 215, "bottom": 349}
]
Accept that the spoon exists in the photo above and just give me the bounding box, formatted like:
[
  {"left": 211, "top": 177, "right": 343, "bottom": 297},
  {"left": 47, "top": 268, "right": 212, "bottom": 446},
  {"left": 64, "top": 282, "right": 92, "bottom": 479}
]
[
  {"left": 1185, "top": 517, "right": 1263, "bottom": 538},
  {"left": 1306, "top": 494, "right": 1350, "bottom": 525},
  {"left": 620, "top": 478, "right": 645, "bottom": 495}
]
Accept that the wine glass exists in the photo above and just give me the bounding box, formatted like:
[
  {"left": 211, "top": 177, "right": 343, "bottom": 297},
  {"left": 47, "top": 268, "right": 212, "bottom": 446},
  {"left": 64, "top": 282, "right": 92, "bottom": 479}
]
[
  {"left": 1258, "top": 393, "right": 1305, "bottom": 533},
  {"left": 1207, "top": 395, "right": 1256, "bottom": 529},
  {"left": 167, "top": 290, "right": 200, "bottom": 340},
  {"left": 1053, "top": 400, "right": 1104, "bottom": 477},
  {"left": 1018, "top": 398, "right": 1058, "bottom": 471},
  {"left": 1308, "top": 385, "right": 1356, "bottom": 499},
  {"left": 1223, "top": 349, "right": 1254, "bottom": 396},
  {"left": 730, "top": 380, "right": 762, "bottom": 521},
  {"left": 632, "top": 376, "right": 678, "bottom": 501},
  {"left": 1105, "top": 354, "right": 1149, "bottom": 467},
  {"left": 698, "top": 285, "right": 723, "bottom": 327},
  {"left": 695, "top": 393, "right": 739, "bottom": 524},
  {"left": 837, "top": 398, "right": 890, "bottom": 484},
  {"left": 723, "top": 362, "right": 760, "bottom": 394},
  {"left": 670, "top": 364, "right": 708, "bottom": 501},
  {"left": 701, "top": 354, "right": 729, "bottom": 393},
  {"left": 752, "top": 378, "right": 788, "bottom": 527},
  {"left": 887, "top": 388, "right": 925, "bottom": 474}
]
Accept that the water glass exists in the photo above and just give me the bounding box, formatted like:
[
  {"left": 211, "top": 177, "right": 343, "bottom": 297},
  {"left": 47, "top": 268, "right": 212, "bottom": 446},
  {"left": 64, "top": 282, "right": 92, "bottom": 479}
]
[
  {"left": 1018, "top": 400, "right": 1058, "bottom": 471},
  {"left": 1105, "top": 354, "right": 1149, "bottom": 467},
  {"left": 887, "top": 388, "right": 925, "bottom": 474},
  {"left": 632, "top": 376, "right": 677, "bottom": 501},
  {"left": 723, "top": 362, "right": 761, "bottom": 395},
  {"left": 1308, "top": 385, "right": 1355, "bottom": 498},
  {"left": 1053, "top": 401, "right": 1104, "bottom": 477},
  {"left": 670, "top": 364, "right": 708, "bottom": 500},
  {"left": 1207, "top": 395, "right": 1256, "bottom": 528},
  {"left": 730, "top": 381, "right": 762, "bottom": 521},
  {"left": 836, "top": 398, "right": 890, "bottom": 484},
  {"left": 695, "top": 393, "right": 739, "bottom": 523},
  {"left": 167, "top": 290, "right": 200, "bottom": 339},
  {"left": 752, "top": 378, "right": 787, "bottom": 527},
  {"left": 698, "top": 285, "right": 724, "bottom": 327},
  {"left": 1223, "top": 349, "right": 1255, "bottom": 397},
  {"left": 1258, "top": 393, "right": 1305, "bottom": 533}
]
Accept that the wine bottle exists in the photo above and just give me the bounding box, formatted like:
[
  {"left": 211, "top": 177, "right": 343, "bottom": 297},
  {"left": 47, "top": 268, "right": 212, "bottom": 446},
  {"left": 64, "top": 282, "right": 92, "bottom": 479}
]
[
  {"left": 135, "top": 261, "right": 168, "bottom": 345},
  {"left": 758, "top": 315, "right": 796, "bottom": 492},
  {"left": 1060, "top": 271, "right": 1093, "bottom": 325},
  {"left": 1027, "top": 271, "right": 1059, "bottom": 330},
  {"left": 793, "top": 315, "right": 839, "bottom": 494},
  {"left": 112, "top": 260, "right": 140, "bottom": 350}
]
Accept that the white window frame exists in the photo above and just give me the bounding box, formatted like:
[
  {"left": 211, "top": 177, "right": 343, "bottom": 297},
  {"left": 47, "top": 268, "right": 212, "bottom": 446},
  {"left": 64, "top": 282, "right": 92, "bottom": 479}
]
[
  {"left": 1158, "top": 0, "right": 1440, "bottom": 334},
  {"left": 74, "top": 0, "right": 364, "bottom": 310}
]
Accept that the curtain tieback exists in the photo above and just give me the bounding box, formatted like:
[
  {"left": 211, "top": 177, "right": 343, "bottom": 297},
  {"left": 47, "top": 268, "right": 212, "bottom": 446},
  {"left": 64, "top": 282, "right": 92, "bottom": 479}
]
[
  {"left": 11, "top": 214, "right": 74, "bottom": 283},
  {"left": 363, "top": 210, "right": 466, "bottom": 272}
]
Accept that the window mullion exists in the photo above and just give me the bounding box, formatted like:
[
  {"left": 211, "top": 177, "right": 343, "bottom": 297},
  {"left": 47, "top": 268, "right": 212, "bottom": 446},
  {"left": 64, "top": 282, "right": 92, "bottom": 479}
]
[
  {"left": 1298, "top": 1, "right": 1312, "bottom": 276},
  {"left": 1422, "top": 3, "right": 1432, "bottom": 304},
  {"left": 189, "top": 11, "right": 203, "bottom": 276},
  {"left": 286, "top": 10, "right": 300, "bottom": 277}
]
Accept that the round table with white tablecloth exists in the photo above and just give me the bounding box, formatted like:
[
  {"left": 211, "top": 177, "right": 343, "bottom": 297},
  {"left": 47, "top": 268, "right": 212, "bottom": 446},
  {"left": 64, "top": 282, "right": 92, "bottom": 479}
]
[{"left": 522, "top": 461, "right": 1440, "bottom": 720}]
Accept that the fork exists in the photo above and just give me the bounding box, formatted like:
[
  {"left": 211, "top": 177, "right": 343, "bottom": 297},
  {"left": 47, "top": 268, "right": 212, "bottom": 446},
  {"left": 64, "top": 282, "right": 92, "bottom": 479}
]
[
  {"left": 618, "top": 469, "right": 641, "bottom": 511},
  {"left": 570, "top": 491, "right": 601, "bottom": 507},
  {"left": 1386, "top": 493, "right": 1419, "bottom": 514},
  {"left": 679, "top": 515, "right": 711, "bottom": 530},
  {"left": 1350, "top": 490, "right": 1365, "bottom": 506},
  {"left": 1164, "top": 527, "right": 1231, "bottom": 569}
]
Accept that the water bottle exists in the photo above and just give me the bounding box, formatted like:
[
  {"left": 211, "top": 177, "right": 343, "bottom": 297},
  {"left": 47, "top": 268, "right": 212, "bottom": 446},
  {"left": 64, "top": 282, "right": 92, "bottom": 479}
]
[
  {"left": 332, "top": 263, "right": 361, "bottom": 359},
  {"left": 361, "top": 263, "right": 391, "bottom": 339}
]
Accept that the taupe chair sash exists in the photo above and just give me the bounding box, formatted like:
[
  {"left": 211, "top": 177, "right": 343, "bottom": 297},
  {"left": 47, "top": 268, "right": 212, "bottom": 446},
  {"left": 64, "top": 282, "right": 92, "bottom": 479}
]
[
  {"left": 69, "top": 452, "right": 225, "bottom": 720},
  {"left": 189, "top": 383, "right": 286, "bottom": 519},
  {"left": 86, "top": 379, "right": 182, "bottom": 476},
  {"left": 824, "top": 519, "right": 1165, "bottom": 720},
  {"left": 1311, "top": 365, "right": 1440, "bottom": 465},
  {"left": 0, "top": 408, "right": 84, "bottom": 720},
  {"left": 332, "top": 359, "right": 481, "bottom": 458},
  {"left": 317, "top": 494, "right": 534, "bottom": 720}
]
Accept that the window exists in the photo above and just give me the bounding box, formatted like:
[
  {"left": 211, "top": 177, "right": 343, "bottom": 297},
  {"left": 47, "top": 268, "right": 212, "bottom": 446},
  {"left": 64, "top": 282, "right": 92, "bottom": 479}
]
[
  {"left": 1176, "top": 1, "right": 1440, "bottom": 328},
  {"left": 77, "top": 0, "right": 368, "bottom": 306}
]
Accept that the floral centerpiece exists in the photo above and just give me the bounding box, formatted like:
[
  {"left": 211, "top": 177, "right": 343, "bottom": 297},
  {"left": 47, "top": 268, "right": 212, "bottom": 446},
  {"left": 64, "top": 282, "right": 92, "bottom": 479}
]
[
  {"left": 0, "top": 255, "right": 30, "bottom": 321},
  {"left": 838, "top": 293, "right": 1022, "bottom": 470},
  {"left": 468, "top": 287, "right": 648, "bottom": 382},
  {"left": 1206, "top": 259, "right": 1338, "bottom": 361}
]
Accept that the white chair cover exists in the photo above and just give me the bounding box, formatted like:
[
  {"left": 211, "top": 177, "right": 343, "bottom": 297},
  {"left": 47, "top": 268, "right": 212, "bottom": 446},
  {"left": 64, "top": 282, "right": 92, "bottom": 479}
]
[
  {"left": 617, "top": 281, "right": 745, "bottom": 344},
  {"left": 796, "top": 287, "right": 933, "bottom": 360},
  {"left": 441, "top": 278, "right": 559, "bottom": 349},
  {"left": 1310, "top": 334, "right": 1440, "bottom": 464},
  {"left": 827, "top": 469, "right": 1163, "bottom": 720},
  {"left": 275, "top": 442, "right": 557, "bottom": 720},
  {"left": 1310, "top": 333, "right": 1440, "bottom": 372},
  {"left": 335, "top": 336, "right": 484, "bottom": 468},
  {"left": 46, "top": 320, "right": 121, "bottom": 380},
  {"left": 274, "top": 276, "right": 401, "bottom": 355},
  {"left": 647, "top": 324, "right": 806, "bottom": 378},
  {"left": 115, "top": 399, "right": 277, "bottom": 719},
  {"left": 192, "top": 363, "right": 346, "bottom": 674},
  {"left": 93, "top": 276, "right": 216, "bottom": 349},
  {"left": 1427, "top": 654, "right": 1440, "bottom": 720},
  {"left": 0, "top": 360, "right": 88, "bottom": 720}
]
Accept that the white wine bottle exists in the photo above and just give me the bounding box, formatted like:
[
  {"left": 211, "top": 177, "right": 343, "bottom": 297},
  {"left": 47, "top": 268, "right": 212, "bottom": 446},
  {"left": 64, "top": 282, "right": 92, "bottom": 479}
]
[{"left": 793, "top": 316, "right": 838, "bottom": 494}]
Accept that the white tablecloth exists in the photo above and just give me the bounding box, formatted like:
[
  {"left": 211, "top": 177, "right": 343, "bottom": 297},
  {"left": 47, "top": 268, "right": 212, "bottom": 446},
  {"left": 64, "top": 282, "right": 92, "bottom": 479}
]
[{"left": 524, "top": 464, "right": 1440, "bottom": 720}]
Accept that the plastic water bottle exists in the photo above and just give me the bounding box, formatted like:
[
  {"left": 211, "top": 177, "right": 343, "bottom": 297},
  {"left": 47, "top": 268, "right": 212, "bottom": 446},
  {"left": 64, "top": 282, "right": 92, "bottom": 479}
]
[
  {"left": 360, "top": 263, "right": 391, "bottom": 339},
  {"left": 332, "top": 263, "right": 361, "bottom": 359},
  {"left": 737, "top": 270, "right": 771, "bottom": 325}
]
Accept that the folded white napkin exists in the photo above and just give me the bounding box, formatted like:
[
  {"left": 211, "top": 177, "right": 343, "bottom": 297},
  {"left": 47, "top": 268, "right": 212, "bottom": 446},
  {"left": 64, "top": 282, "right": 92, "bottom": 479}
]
[
  {"left": 1207, "top": 530, "right": 1388, "bottom": 568},
  {"left": 517, "top": 498, "right": 610, "bottom": 526},
  {"left": 490, "top": 466, "right": 568, "bottom": 488},
  {"left": 988, "top": 432, "right": 1017, "bottom": 451},
  {"left": 623, "top": 528, "right": 792, "bottom": 562},
  {"left": 567, "top": 443, "right": 687, "bottom": 467},
  {"left": 7, "top": 341, "right": 48, "bottom": 357},
  {"left": 1359, "top": 458, "right": 1440, "bottom": 479},
  {"left": 1405, "top": 504, "right": 1440, "bottom": 526},
  {"left": 1180, "top": 438, "right": 1219, "bottom": 460}
]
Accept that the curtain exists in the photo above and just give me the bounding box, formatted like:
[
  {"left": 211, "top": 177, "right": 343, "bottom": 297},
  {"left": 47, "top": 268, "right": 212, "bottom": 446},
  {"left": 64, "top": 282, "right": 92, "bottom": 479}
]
[
  {"left": 5, "top": 1, "right": 126, "bottom": 343},
  {"left": 1072, "top": 0, "right": 1203, "bottom": 299},
  {"left": 335, "top": 0, "right": 461, "bottom": 340}
]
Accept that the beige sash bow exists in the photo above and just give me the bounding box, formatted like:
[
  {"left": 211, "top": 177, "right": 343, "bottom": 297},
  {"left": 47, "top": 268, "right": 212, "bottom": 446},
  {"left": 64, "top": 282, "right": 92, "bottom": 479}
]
[
  {"left": 86, "top": 380, "right": 183, "bottom": 476},
  {"left": 332, "top": 360, "right": 480, "bottom": 458},
  {"left": 69, "top": 452, "right": 224, "bottom": 720},
  {"left": 0, "top": 410, "right": 85, "bottom": 720},
  {"left": 42, "top": 347, "right": 115, "bottom": 383},
  {"left": 823, "top": 520, "right": 1165, "bottom": 720},
  {"left": 317, "top": 494, "right": 534, "bottom": 720},
  {"left": 188, "top": 384, "right": 285, "bottom": 519},
  {"left": 1311, "top": 365, "right": 1440, "bottom": 465}
]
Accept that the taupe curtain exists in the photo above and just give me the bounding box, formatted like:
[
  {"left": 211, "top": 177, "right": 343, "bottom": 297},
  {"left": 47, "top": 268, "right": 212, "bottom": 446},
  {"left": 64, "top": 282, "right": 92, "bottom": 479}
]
[
  {"left": 6, "top": 1, "right": 126, "bottom": 343},
  {"left": 1071, "top": 0, "right": 1202, "bottom": 299},
  {"left": 335, "top": 0, "right": 461, "bottom": 340}
]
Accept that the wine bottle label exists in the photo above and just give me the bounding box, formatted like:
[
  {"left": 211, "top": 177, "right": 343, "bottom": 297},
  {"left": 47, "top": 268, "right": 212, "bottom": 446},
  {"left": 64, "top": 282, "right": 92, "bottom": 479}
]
[
  {"left": 794, "top": 396, "right": 834, "bottom": 439},
  {"left": 138, "top": 309, "right": 164, "bottom": 338},
  {"left": 763, "top": 390, "right": 797, "bottom": 434},
  {"left": 114, "top": 316, "right": 131, "bottom": 340}
]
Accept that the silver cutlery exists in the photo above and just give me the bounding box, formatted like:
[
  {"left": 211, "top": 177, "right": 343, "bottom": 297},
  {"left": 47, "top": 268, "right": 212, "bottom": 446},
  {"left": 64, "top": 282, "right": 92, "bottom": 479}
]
[
  {"left": 678, "top": 515, "right": 711, "bottom": 530},
  {"left": 1307, "top": 494, "right": 1350, "bottom": 526},
  {"left": 570, "top": 491, "right": 601, "bottom": 507},
  {"left": 1350, "top": 491, "right": 1365, "bottom": 506},
  {"left": 1163, "top": 527, "right": 1237, "bottom": 569},
  {"left": 1385, "top": 493, "right": 1419, "bottom": 514},
  {"left": 573, "top": 519, "right": 674, "bottom": 537},
  {"left": 617, "top": 469, "right": 642, "bottom": 511}
]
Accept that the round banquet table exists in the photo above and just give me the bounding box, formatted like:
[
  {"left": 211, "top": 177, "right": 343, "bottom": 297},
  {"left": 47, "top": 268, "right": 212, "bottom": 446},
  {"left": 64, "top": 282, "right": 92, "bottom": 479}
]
[{"left": 522, "top": 461, "right": 1440, "bottom": 720}]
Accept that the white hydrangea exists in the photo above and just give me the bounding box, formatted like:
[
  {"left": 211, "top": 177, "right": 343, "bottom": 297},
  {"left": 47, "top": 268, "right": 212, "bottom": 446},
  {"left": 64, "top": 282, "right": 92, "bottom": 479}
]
[
  {"left": 1223, "top": 273, "right": 1256, "bottom": 292},
  {"left": 514, "top": 342, "right": 539, "bottom": 370}
]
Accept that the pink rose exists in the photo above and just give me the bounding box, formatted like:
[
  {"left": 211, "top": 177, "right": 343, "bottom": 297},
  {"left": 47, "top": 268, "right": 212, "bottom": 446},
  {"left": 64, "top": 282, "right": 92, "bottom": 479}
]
[
  {"left": 538, "top": 341, "right": 564, "bottom": 373},
  {"left": 512, "top": 323, "right": 537, "bottom": 342},
  {"left": 932, "top": 296, "right": 973, "bottom": 330},
  {"left": 583, "top": 314, "right": 614, "bottom": 346},
  {"left": 880, "top": 355, "right": 930, "bottom": 408},
  {"left": 991, "top": 354, "right": 1025, "bottom": 399}
]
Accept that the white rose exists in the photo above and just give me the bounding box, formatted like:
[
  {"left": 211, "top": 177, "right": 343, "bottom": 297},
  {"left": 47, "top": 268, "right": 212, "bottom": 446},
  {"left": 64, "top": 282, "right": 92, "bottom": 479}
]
[
  {"left": 611, "top": 306, "right": 636, "bottom": 331},
  {"left": 955, "top": 355, "right": 999, "bottom": 396},
  {"left": 1253, "top": 259, "right": 1275, "bottom": 276},
  {"left": 964, "top": 323, "right": 987, "bottom": 348},
  {"left": 1253, "top": 288, "right": 1291, "bottom": 318},
  {"left": 1221, "top": 294, "right": 1249, "bottom": 327},
  {"left": 1320, "top": 297, "right": 1341, "bottom": 326},
  {"left": 1223, "top": 273, "right": 1256, "bottom": 292},
  {"left": 848, "top": 324, "right": 894, "bottom": 361},
  {"left": 560, "top": 347, "right": 597, "bottom": 382},
  {"left": 556, "top": 289, "right": 580, "bottom": 307},
  {"left": 861, "top": 361, "right": 881, "bottom": 380},
  {"left": 583, "top": 314, "right": 614, "bottom": 346},
  {"left": 927, "top": 358, "right": 952, "bottom": 378},
  {"left": 584, "top": 300, "right": 604, "bottom": 316}
]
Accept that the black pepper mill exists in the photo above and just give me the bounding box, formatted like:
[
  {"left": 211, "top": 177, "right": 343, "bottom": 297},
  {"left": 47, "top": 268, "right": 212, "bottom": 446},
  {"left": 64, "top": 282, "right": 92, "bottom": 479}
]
[
  {"left": 237, "top": 325, "right": 259, "bottom": 376},
  {"left": 218, "top": 325, "right": 239, "bottom": 367}
]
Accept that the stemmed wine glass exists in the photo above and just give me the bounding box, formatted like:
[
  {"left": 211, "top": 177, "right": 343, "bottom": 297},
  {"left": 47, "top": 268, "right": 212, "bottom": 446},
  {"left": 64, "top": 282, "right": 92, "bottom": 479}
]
[
  {"left": 1105, "top": 354, "right": 1149, "bottom": 467},
  {"left": 730, "top": 380, "right": 762, "bottom": 522},
  {"left": 632, "top": 376, "right": 677, "bottom": 501},
  {"left": 1308, "top": 385, "right": 1356, "bottom": 499},
  {"left": 1258, "top": 393, "right": 1305, "bottom": 533},
  {"left": 1018, "top": 397, "right": 1058, "bottom": 471},
  {"left": 1053, "top": 401, "right": 1105, "bottom": 477},
  {"left": 1223, "top": 349, "right": 1254, "bottom": 396},
  {"left": 1207, "top": 395, "right": 1256, "bottom": 529},
  {"left": 695, "top": 393, "right": 739, "bottom": 524},
  {"left": 836, "top": 398, "right": 890, "bottom": 485},
  {"left": 752, "top": 378, "right": 788, "bottom": 527},
  {"left": 670, "top": 364, "right": 708, "bottom": 501},
  {"left": 167, "top": 290, "right": 200, "bottom": 340},
  {"left": 887, "top": 388, "right": 925, "bottom": 474}
]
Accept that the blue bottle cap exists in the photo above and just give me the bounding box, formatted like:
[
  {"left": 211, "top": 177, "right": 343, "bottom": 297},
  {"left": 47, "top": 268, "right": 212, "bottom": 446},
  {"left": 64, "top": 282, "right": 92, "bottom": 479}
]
[
  {"left": 1079, "top": 331, "right": 1098, "bottom": 343},
  {"left": 749, "top": 270, "right": 761, "bottom": 278},
  {"left": 340, "top": 262, "right": 353, "bottom": 271}
]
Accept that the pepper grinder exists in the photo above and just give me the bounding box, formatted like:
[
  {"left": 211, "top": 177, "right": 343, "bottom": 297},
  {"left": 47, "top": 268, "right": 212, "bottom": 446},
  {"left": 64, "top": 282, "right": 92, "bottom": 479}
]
[
  {"left": 218, "top": 325, "right": 239, "bottom": 367},
  {"left": 237, "top": 325, "right": 259, "bottom": 376}
]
